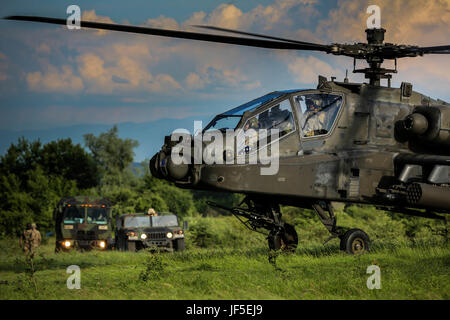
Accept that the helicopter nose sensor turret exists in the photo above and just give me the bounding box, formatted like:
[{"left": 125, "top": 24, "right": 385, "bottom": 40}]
[{"left": 150, "top": 135, "right": 199, "bottom": 185}]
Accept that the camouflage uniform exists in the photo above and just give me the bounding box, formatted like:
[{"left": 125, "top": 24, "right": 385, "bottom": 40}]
[
  {"left": 303, "top": 111, "right": 327, "bottom": 137},
  {"left": 20, "top": 223, "right": 41, "bottom": 258}
]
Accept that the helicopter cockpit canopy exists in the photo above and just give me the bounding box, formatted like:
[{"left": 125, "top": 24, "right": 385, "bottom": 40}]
[{"left": 204, "top": 90, "right": 301, "bottom": 132}]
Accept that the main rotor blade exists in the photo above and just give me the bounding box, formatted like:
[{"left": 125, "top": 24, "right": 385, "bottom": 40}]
[
  {"left": 4, "top": 15, "right": 331, "bottom": 52},
  {"left": 410, "top": 45, "right": 450, "bottom": 55},
  {"left": 193, "top": 25, "right": 328, "bottom": 48}
]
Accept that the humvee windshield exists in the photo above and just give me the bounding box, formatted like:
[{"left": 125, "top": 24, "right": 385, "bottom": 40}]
[
  {"left": 152, "top": 215, "right": 178, "bottom": 227},
  {"left": 87, "top": 207, "right": 108, "bottom": 225},
  {"left": 124, "top": 216, "right": 150, "bottom": 228},
  {"left": 63, "top": 206, "right": 84, "bottom": 224}
]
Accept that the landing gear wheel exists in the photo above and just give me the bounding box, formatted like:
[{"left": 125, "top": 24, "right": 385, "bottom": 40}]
[
  {"left": 268, "top": 224, "right": 298, "bottom": 253},
  {"left": 340, "top": 228, "right": 370, "bottom": 255}
]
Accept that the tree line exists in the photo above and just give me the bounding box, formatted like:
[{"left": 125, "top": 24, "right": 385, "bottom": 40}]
[{"left": 0, "top": 125, "right": 239, "bottom": 237}]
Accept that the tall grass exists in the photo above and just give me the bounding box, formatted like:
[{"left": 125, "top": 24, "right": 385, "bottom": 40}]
[{"left": 0, "top": 207, "right": 448, "bottom": 300}]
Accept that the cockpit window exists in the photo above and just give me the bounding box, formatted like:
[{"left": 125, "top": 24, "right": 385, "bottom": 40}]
[
  {"left": 237, "top": 99, "right": 295, "bottom": 155},
  {"left": 204, "top": 115, "right": 241, "bottom": 132},
  {"left": 293, "top": 94, "right": 342, "bottom": 137}
]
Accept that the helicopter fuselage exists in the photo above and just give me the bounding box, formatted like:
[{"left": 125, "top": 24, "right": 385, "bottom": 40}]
[{"left": 151, "top": 80, "right": 450, "bottom": 216}]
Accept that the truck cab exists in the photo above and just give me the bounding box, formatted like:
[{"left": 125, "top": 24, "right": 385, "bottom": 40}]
[{"left": 54, "top": 196, "right": 113, "bottom": 251}]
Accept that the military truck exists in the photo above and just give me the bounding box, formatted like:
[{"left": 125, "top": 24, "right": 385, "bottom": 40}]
[
  {"left": 115, "top": 212, "right": 186, "bottom": 252},
  {"left": 54, "top": 196, "right": 113, "bottom": 251}
]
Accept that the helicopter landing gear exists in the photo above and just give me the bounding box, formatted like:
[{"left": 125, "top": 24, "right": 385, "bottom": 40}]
[
  {"left": 339, "top": 228, "right": 370, "bottom": 255},
  {"left": 268, "top": 223, "right": 298, "bottom": 253},
  {"left": 207, "top": 197, "right": 298, "bottom": 252},
  {"left": 312, "top": 201, "right": 370, "bottom": 254}
]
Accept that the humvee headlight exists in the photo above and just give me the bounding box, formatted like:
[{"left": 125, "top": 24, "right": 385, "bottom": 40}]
[
  {"left": 63, "top": 240, "right": 71, "bottom": 248},
  {"left": 166, "top": 232, "right": 173, "bottom": 239},
  {"left": 140, "top": 233, "right": 147, "bottom": 240},
  {"left": 99, "top": 241, "right": 106, "bottom": 249}
]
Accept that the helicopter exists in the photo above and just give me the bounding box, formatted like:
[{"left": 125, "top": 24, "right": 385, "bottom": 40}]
[{"left": 5, "top": 14, "right": 449, "bottom": 255}]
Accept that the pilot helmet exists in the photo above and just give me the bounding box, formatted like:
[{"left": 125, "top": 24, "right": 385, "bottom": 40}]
[{"left": 248, "top": 117, "right": 258, "bottom": 129}]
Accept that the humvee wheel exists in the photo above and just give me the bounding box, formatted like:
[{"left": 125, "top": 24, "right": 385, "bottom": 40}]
[
  {"left": 127, "top": 241, "right": 136, "bottom": 252},
  {"left": 268, "top": 223, "right": 298, "bottom": 253},
  {"left": 174, "top": 238, "right": 185, "bottom": 251},
  {"left": 340, "top": 228, "right": 370, "bottom": 255}
]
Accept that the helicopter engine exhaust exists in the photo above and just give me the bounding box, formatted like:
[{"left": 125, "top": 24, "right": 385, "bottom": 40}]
[{"left": 406, "top": 183, "right": 450, "bottom": 210}]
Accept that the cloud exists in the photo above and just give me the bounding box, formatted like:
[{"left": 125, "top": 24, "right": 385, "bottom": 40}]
[
  {"left": 287, "top": 55, "right": 343, "bottom": 84},
  {"left": 76, "top": 50, "right": 181, "bottom": 94},
  {"left": 81, "top": 10, "right": 115, "bottom": 35},
  {"left": 144, "top": 15, "right": 180, "bottom": 29},
  {"left": 184, "top": 65, "right": 261, "bottom": 91},
  {"left": 36, "top": 43, "right": 51, "bottom": 54},
  {"left": 317, "top": 0, "right": 450, "bottom": 44},
  {"left": 8, "top": 1, "right": 450, "bottom": 104},
  {"left": 26, "top": 65, "right": 84, "bottom": 93},
  {"left": 315, "top": 0, "right": 450, "bottom": 96}
]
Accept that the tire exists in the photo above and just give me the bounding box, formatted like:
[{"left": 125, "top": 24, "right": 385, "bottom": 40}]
[
  {"left": 127, "top": 240, "right": 136, "bottom": 252},
  {"left": 340, "top": 228, "right": 370, "bottom": 255},
  {"left": 174, "top": 238, "right": 185, "bottom": 251}
]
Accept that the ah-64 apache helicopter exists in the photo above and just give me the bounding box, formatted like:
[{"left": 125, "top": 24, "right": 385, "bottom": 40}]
[{"left": 6, "top": 14, "right": 449, "bottom": 254}]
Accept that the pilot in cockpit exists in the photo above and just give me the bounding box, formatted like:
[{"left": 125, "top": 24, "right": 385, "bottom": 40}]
[{"left": 303, "top": 97, "right": 326, "bottom": 136}]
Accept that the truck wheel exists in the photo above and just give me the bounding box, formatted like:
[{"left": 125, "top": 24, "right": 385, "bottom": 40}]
[
  {"left": 174, "top": 239, "right": 185, "bottom": 251},
  {"left": 127, "top": 241, "right": 136, "bottom": 252}
]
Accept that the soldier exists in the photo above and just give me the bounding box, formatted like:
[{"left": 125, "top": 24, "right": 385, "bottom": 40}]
[
  {"left": 303, "top": 98, "right": 327, "bottom": 137},
  {"left": 20, "top": 222, "right": 41, "bottom": 258}
]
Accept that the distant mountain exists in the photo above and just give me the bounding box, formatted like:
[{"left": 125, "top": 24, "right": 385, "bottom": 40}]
[{"left": 0, "top": 115, "right": 212, "bottom": 162}]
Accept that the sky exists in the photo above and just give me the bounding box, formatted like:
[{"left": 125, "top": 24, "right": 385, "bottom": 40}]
[{"left": 0, "top": 0, "right": 449, "bottom": 161}]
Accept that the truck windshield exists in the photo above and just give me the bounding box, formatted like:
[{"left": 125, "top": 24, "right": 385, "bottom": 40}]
[
  {"left": 63, "top": 206, "right": 84, "bottom": 224},
  {"left": 124, "top": 216, "right": 150, "bottom": 228},
  {"left": 87, "top": 207, "right": 108, "bottom": 225},
  {"left": 151, "top": 215, "right": 178, "bottom": 227}
]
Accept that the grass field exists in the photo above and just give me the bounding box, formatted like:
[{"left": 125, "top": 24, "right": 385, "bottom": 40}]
[{"left": 0, "top": 225, "right": 449, "bottom": 300}]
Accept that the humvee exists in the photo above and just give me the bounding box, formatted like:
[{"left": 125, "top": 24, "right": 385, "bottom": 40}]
[
  {"left": 115, "top": 212, "right": 186, "bottom": 252},
  {"left": 54, "top": 196, "right": 113, "bottom": 251}
]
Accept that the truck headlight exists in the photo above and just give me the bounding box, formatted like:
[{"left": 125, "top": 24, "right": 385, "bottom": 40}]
[
  {"left": 140, "top": 233, "right": 147, "bottom": 240},
  {"left": 63, "top": 240, "right": 71, "bottom": 248},
  {"left": 166, "top": 232, "right": 173, "bottom": 239},
  {"left": 99, "top": 240, "right": 106, "bottom": 249}
]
